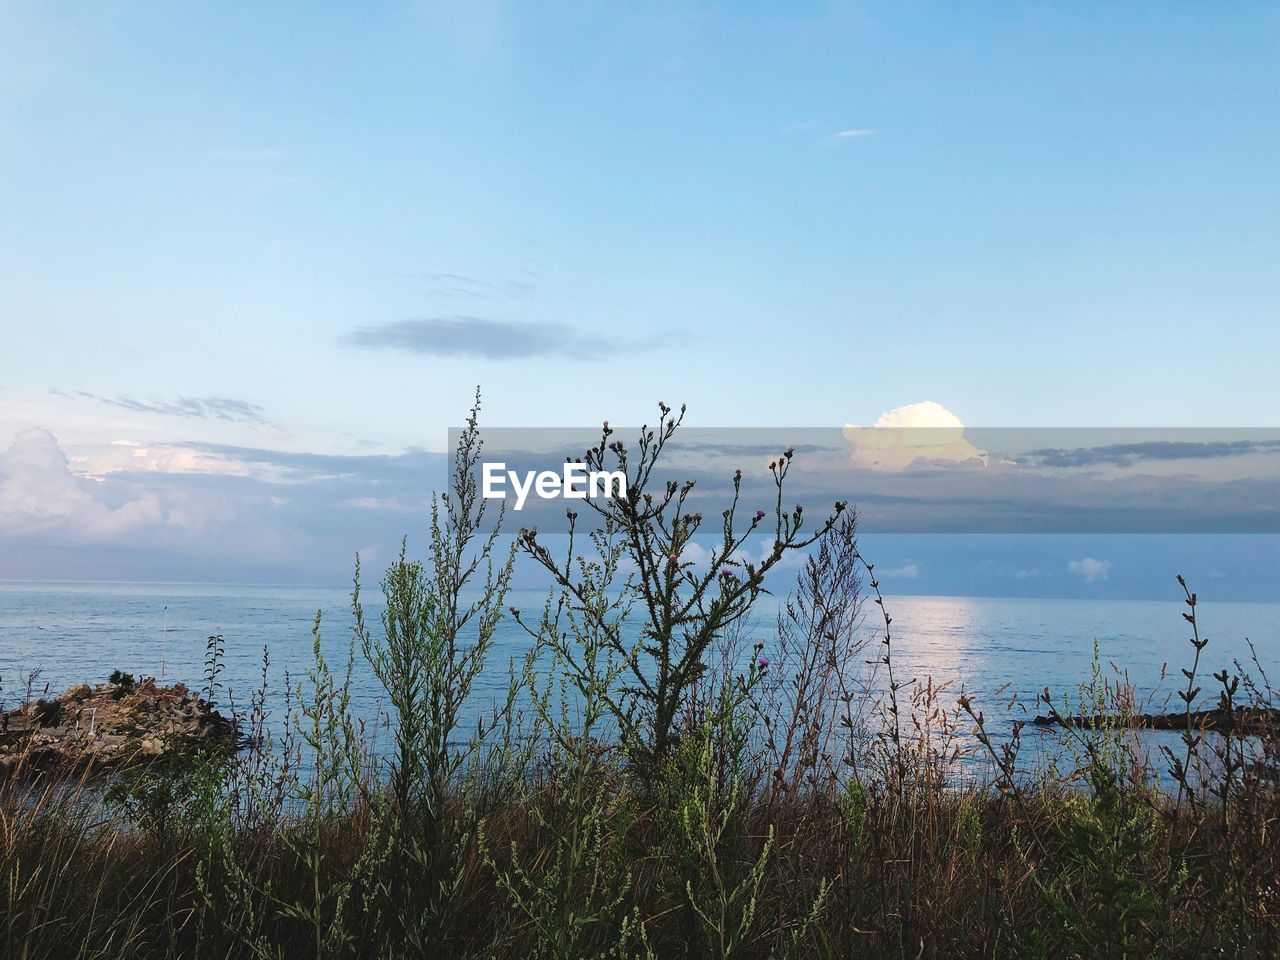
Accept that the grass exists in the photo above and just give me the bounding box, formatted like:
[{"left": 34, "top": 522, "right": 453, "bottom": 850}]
[{"left": 2, "top": 395, "right": 1276, "bottom": 959}]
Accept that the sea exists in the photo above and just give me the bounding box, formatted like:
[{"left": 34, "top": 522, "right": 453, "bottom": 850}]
[{"left": 2, "top": 580, "right": 1276, "bottom": 772}]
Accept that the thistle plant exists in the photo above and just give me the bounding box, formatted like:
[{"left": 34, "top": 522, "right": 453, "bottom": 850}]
[{"left": 519, "top": 402, "right": 847, "bottom": 771}]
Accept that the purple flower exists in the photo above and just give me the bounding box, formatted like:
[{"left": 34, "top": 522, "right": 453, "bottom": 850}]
[
  {"left": 754, "top": 510, "right": 766, "bottom": 521},
  {"left": 758, "top": 657, "right": 770, "bottom": 669},
  {"left": 721, "top": 567, "right": 737, "bottom": 579},
  {"left": 668, "top": 554, "right": 679, "bottom": 564}
]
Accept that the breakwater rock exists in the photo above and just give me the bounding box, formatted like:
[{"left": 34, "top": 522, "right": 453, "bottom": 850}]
[
  {"left": 1, "top": 677, "right": 236, "bottom": 773},
  {"left": 1031, "top": 705, "right": 1280, "bottom": 735}
]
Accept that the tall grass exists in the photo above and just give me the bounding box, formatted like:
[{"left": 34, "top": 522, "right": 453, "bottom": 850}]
[{"left": 2, "top": 398, "right": 1276, "bottom": 959}]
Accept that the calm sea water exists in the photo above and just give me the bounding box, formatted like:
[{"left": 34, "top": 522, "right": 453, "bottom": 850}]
[{"left": 2, "top": 580, "right": 1276, "bottom": 763}]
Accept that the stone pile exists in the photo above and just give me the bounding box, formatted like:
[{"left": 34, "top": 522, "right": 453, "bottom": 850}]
[{"left": 0, "top": 677, "right": 236, "bottom": 773}]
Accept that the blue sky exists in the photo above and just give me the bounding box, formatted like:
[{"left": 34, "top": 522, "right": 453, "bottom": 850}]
[{"left": 1, "top": 2, "right": 1277, "bottom": 590}]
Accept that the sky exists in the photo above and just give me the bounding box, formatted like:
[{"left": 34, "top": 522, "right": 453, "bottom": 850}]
[{"left": 1, "top": 2, "right": 1278, "bottom": 593}]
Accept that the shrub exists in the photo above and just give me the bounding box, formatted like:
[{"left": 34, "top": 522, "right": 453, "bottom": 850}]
[
  {"left": 33, "top": 697, "right": 63, "bottom": 727},
  {"left": 109, "top": 670, "right": 136, "bottom": 700}
]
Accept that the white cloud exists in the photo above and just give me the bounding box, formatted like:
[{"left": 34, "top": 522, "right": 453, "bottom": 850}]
[
  {"left": 1068, "top": 558, "right": 1112, "bottom": 583},
  {"left": 835, "top": 128, "right": 875, "bottom": 138},
  {"left": 880, "top": 561, "right": 920, "bottom": 579},
  {"left": 74, "top": 440, "right": 256, "bottom": 480},
  {"left": 870, "top": 401, "right": 963, "bottom": 431},
  {"left": 0, "top": 428, "right": 165, "bottom": 540},
  {"left": 0, "top": 428, "right": 450, "bottom": 578},
  {"left": 842, "top": 401, "right": 987, "bottom": 471}
]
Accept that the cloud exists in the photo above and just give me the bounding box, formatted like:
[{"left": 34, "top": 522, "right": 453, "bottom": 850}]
[
  {"left": 71, "top": 440, "right": 256, "bottom": 481},
  {"left": 880, "top": 561, "right": 920, "bottom": 579},
  {"left": 180, "top": 442, "right": 444, "bottom": 486},
  {"left": 843, "top": 401, "right": 987, "bottom": 471},
  {"left": 1067, "top": 558, "right": 1112, "bottom": 583},
  {"left": 0, "top": 429, "right": 165, "bottom": 540},
  {"left": 60, "top": 390, "right": 272, "bottom": 426},
  {"left": 1020, "top": 439, "right": 1280, "bottom": 469},
  {"left": 871, "top": 402, "right": 963, "bottom": 431},
  {"left": 343, "top": 316, "right": 658, "bottom": 361},
  {"left": 834, "top": 128, "right": 874, "bottom": 139},
  {"left": 0, "top": 428, "right": 454, "bottom": 579}
]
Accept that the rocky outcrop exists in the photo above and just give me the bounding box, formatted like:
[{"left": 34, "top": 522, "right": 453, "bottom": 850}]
[
  {"left": 1, "top": 678, "right": 236, "bottom": 774},
  {"left": 1031, "top": 705, "right": 1280, "bottom": 735}
]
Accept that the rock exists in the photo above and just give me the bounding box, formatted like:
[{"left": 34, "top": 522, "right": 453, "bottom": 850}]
[
  {"left": 0, "top": 676, "right": 237, "bottom": 775},
  {"left": 1031, "top": 705, "right": 1280, "bottom": 735}
]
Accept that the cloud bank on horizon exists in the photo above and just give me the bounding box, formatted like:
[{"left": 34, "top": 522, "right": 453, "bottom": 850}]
[{"left": 3, "top": 399, "right": 1277, "bottom": 597}]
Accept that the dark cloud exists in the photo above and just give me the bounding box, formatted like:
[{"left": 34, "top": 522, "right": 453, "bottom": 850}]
[
  {"left": 1019, "top": 439, "right": 1280, "bottom": 469},
  {"left": 104, "top": 396, "right": 271, "bottom": 425},
  {"left": 56, "top": 389, "right": 272, "bottom": 426},
  {"left": 343, "top": 316, "right": 656, "bottom": 361}
]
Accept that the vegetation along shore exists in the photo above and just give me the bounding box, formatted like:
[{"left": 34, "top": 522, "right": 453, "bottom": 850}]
[{"left": 2, "top": 399, "right": 1276, "bottom": 959}]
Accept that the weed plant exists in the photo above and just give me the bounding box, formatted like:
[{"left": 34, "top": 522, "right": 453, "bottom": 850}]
[{"left": 1, "top": 396, "right": 1276, "bottom": 959}]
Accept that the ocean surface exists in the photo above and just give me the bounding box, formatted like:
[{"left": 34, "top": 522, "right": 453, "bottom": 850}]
[{"left": 2, "top": 580, "right": 1276, "bottom": 768}]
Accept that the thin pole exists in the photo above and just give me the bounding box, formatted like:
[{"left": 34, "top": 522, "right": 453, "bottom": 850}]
[{"left": 161, "top": 605, "right": 168, "bottom": 682}]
